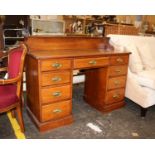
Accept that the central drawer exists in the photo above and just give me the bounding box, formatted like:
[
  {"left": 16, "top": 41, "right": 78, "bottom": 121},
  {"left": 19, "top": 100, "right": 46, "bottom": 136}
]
[
  {"left": 41, "top": 71, "right": 71, "bottom": 86},
  {"left": 74, "top": 57, "right": 109, "bottom": 69},
  {"left": 41, "top": 85, "right": 71, "bottom": 104},
  {"left": 41, "top": 100, "right": 72, "bottom": 122}
]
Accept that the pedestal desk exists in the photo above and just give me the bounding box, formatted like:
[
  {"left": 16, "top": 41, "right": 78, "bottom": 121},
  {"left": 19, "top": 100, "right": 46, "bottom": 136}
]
[{"left": 25, "top": 36, "right": 130, "bottom": 132}]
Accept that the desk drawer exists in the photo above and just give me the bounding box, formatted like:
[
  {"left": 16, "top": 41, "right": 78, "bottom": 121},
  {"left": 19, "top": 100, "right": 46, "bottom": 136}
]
[
  {"left": 41, "top": 71, "right": 71, "bottom": 86},
  {"left": 41, "top": 85, "right": 71, "bottom": 104},
  {"left": 108, "top": 76, "right": 126, "bottom": 90},
  {"left": 41, "top": 100, "right": 72, "bottom": 122},
  {"left": 110, "top": 55, "right": 129, "bottom": 65},
  {"left": 74, "top": 57, "right": 109, "bottom": 69},
  {"left": 108, "top": 65, "right": 128, "bottom": 77},
  {"left": 105, "top": 88, "right": 125, "bottom": 104},
  {"left": 41, "top": 59, "right": 72, "bottom": 71}
]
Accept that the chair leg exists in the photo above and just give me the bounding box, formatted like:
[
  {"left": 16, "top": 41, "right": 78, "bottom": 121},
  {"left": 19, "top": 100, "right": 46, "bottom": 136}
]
[
  {"left": 16, "top": 105, "right": 25, "bottom": 132},
  {"left": 21, "top": 95, "right": 24, "bottom": 107},
  {"left": 141, "top": 107, "right": 147, "bottom": 117}
]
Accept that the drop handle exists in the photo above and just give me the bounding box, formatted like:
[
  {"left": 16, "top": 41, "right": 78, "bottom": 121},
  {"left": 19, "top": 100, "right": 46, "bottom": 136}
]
[
  {"left": 113, "top": 94, "right": 120, "bottom": 99},
  {"left": 116, "top": 58, "right": 123, "bottom": 63},
  {"left": 52, "top": 77, "right": 62, "bottom": 82},
  {"left": 89, "top": 60, "right": 97, "bottom": 65},
  {"left": 114, "top": 81, "right": 120, "bottom": 85},
  {"left": 53, "top": 109, "right": 62, "bottom": 113},
  {"left": 52, "top": 91, "right": 62, "bottom": 97},
  {"left": 115, "top": 69, "right": 121, "bottom": 73},
  {"left": 52, "top": 63, "right": 62, "bottom": 68}
]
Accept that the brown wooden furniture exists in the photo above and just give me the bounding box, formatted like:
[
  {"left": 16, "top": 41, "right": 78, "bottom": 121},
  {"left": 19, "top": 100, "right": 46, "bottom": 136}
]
[
  {"left": 0, "top": 24, "right": 4, "bottom": 50},
  {"left": 25, "top": 36, "right": 130, "bottom": 132},
  {"left": 104, "top": 24, "right": 139, "bottom": 36},
  {"left": 0, "top": 44, "right": 27, "bottom": 132}
]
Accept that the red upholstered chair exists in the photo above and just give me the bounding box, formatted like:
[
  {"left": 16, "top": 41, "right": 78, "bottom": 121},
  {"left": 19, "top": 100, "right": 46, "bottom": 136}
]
[{"left": 0, "top": 44, "right": 27, "bottom": 132}]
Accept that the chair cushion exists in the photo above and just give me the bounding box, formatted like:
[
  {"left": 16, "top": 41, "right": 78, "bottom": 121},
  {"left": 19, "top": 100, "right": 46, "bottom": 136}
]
[
  {"left": 0, "top": 85, "right": 19, "bottom": 109},
  {"left": 125, "top": 44, "right": 144, "bottom": 73},
  {"left": 8, "top": 47, "right": 23, "bottom": 78},
  {"left": 137, "top": 69, "right": 155, "bottom": 90},
  {"left": 137, "top": 44, "right": 155, "bottom": 70}
]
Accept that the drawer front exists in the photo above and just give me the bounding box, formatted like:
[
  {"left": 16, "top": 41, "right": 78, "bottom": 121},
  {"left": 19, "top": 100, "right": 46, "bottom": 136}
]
[
  {"left": 74, "top": 57, "right": 109, "bottom": 69},
  {"left": 108, "top": 76, "right": 126, "bottom": 90},
  {"left": 41, "top": 71, "right": 71, "bottom": 86},
  {"left": 105, "top": 88, "right": 125, "bottom": 104},
  {"left": 41, "top": 59, "right": 72, "bottom": 71},
  {"left": 41, "top": 100, "right": 72, "bottom": 122},
  {"left": 41, "top": 85, "right": 71, "bottom": 104},
  {"left": 110, "top": 55, "right": 129, "bottom": 65},
  {"left": 108, "top": 65, "right": 128, "bottom": 77}
]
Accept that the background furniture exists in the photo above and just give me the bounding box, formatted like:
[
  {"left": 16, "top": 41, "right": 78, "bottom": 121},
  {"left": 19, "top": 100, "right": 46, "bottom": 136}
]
[
  {"left": 31, "top": 19, "right": 65, "bottom": 36},
  {"left": 109, "top": 34, "right": 155, "bottom": 116},
  {"left": 25, "top": 36, "right": 130, "bottom": 132},
  {"left": 104, "top": 24, "right": 139, "bottom": 36},
  {"left": 0, "top": 44, "right": 27, "bottom": 132},
  {"left": 2, "top": 15, "right": 29, "bottom": 49},
  {"left": 0, "top": 24, "right": 4, "bottom": 50},
  {"left": 3, "top": 28, "right": 25, "bottom": 48}
]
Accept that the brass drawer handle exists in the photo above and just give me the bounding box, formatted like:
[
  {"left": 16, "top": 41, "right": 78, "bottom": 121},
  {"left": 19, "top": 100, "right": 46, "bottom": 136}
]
[
  {"left": 52, "top": 91, "right": 62, "bottom": 97},
  {"left": 52, "top": 63, "right": 62, "bottom": 68},
  {"left": 52, "top": 77, "right": 62, "bottom": 82},
  {"left": 116, "top": 58, "right": 123, "bottom": 63},
  {"left": 53, "top": 109, "right": 62, "bottom": 113},
  {"left": 89, "top": 60, "right": 97, "bottom": 65},
  {"left": 113, "top": 94, "right": 120, "bottom": 99},
  {"left": 115, "top": 69, "right": 121, "bottom": 73},
  {"left": 114, "top": 80, "right": 120, "bottom": 85}
]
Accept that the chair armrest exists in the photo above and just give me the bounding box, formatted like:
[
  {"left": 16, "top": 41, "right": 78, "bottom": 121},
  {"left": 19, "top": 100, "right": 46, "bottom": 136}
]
[
  {"left": 0, "top": 67, "right": 7, "bottom": 72},
  {"left": 0, "top": 51, "right": 4, "bottom": 58},
  {"left": 0, "top": 75, "right": 21, "bottom": 85},
  {"left": 0, "top": 52, "right": 8, "bottom": 59}
]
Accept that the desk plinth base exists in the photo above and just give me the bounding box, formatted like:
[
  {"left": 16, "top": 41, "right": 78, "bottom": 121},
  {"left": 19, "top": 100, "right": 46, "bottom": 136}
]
[
  {"left": 84, "top": 96, "right": 125, "bottom": 113},
  {"left": 26, "top": 107, "right": 73, "bottom": 132}
]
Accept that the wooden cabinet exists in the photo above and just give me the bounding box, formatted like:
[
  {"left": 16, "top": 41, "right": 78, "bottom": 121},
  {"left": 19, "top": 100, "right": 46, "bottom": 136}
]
[
  {"left": 63, "top": 16, "right": 105, "bottom": 36},
  {"left": 26, "top": 36, "right": 130, "bottom": 132},
  {"left": 0, "top": 24, "right": 4, "bottom": 50},
  {"left": 84, "top": 54, "right": 129, "bottom": 112},
  {"left": 104, "top": 24, "right": 139, "bottom": 36},
  {"left": 26, "top": 56, "right": 73, "bottom": 132}
]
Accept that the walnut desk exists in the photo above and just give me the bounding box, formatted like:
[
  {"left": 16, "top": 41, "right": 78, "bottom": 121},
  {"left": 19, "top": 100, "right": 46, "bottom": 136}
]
[{"left": 25, "top": 36, "right": 130, "bottom": 132}]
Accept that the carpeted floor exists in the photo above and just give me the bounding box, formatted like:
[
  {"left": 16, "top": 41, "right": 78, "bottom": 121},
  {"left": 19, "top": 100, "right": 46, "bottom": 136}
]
[{"left": 1, "top": 83, "right": 155, "bottom": 139}]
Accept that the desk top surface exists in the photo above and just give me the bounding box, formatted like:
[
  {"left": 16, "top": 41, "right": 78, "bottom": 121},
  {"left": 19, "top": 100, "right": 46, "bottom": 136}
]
[{"left": 28, "top": 49, "right": 130, "bottom": 59}]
